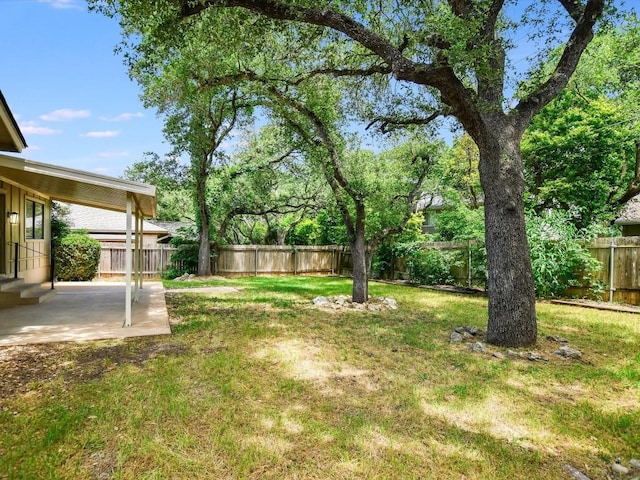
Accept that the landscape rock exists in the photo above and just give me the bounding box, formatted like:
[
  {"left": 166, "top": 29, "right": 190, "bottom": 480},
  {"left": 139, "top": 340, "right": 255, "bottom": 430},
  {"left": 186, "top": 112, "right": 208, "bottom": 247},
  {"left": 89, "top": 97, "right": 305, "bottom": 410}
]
[
  {"left": 546, "top": 334, "right": 569, "bottom": 343},
  {"left": 629, "top": 458, "right": 640, "bottom": 470},
  {"left": 612, "top": 463, "right": 629, "bottom": 475},
  {"left": 468, "top": 342, "right": 487, "bottom": 353},
  {"left": 312, "top": 296, "right": 333, "bottom": 308},
  {"left": 553, "top": 345, "right": 582, "bottom": 360},
  {"left": 312, "top": 295, "right": 399, "bottom": 312},
  {"left": 455, "top": 326, "right": 484, "bottom": 337},
  {"left": 380, "top": 297, "right": 398, "bottom": 310},
  {"left": 450, "top": 331, "right": 464, "bottom": 343},
  {"left": 492, "top": 352, "right": 506, "bottom": 359},
  {"left": 525, "top": 351, "right": 548, "bottom": 362}
]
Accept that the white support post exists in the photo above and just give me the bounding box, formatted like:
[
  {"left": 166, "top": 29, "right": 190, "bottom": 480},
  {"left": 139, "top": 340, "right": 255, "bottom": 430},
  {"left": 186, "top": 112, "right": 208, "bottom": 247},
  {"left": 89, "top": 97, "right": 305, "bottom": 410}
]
[
  {"left": 134, "top": 209, "right": 141, "bottom": 303},
  {"left": 125, "top": 195, "right": 133, "bottom": 327},
  {"left": 139, "top": 213, "right": 144, "bottom": 290}
]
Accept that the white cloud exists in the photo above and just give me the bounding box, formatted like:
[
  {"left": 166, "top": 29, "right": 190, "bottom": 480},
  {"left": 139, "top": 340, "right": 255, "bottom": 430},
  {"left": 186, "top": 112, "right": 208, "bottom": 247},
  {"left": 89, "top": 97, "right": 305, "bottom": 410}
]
[
  {"left": 38, "top": 0, "right": 82, "bottom": 9},
  {"left": 97, "top": 151, "right": 130, "bottom": 158},
  {"left": 40, "top": 108, "right": 91, "bottom": 122},
  {"left": 82, "top": 130, "right": 120, "bottom": 138},
  {"left": 19, "top": 121, "right": 60, "bottom": 135},
  {"left": 99, "top": 112, "right": 144, "bottom": 122}
]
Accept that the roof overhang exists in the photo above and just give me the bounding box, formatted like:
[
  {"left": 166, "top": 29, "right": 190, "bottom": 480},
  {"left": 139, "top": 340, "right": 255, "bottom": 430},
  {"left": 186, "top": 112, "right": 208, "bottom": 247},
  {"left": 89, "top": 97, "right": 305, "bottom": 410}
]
[
  {"left": 0, "top": 154, "right": 156, "bottom": 217},
  {"left": 0, "top": 91, "right": 27, "bottom": 153}
]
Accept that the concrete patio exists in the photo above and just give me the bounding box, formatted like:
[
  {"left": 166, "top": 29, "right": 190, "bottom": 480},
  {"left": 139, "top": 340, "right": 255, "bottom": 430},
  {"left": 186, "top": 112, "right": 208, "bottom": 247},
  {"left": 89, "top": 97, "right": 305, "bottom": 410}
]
[{"left": 0, "top": 281, "right": 171, "bottom": 346}]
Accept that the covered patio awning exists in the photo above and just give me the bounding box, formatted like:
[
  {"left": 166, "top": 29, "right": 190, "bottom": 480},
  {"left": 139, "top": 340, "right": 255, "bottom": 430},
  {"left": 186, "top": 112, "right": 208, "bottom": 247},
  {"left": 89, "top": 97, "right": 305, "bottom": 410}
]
[
  {"left": 0, "top": 154, "right": 155, "bottom": 218},
  {"left": 0, "top": 154, "right": 157, "bottom": 327}
]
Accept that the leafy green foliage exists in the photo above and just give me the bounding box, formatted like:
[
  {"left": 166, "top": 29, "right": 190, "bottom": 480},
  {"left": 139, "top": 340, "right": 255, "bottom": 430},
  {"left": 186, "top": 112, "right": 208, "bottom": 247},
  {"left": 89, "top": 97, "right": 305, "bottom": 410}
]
[
  {"left": 372, "top": 212, "right": 425, "bottom": 279},
  {"left": 522, "top": 89, "right": 637, "bottom": 228},
  {"left": 434, "top": 205, "right": 485, "bottom": 242},
  {"left": 285, "top": 218, "right": 319, "bottom": 245},
  {"left": 404, "top": 247, "right": 456, "bottom": 286},
  {"left": 51, "top": 202, "right": 71, "bottom": 247},
  {"left": 54, "top": 233, "right": 102, "bottom": 281},
  {"left": 522, "top": 18, "right": 640, "bottom": 229},
  {"left": 526, "top": 211, "right": 603, "bottom": 298},
  {"left": 124, "top": 153, "right": 191, "bottom": 221},
  {"left": 165, "top": 236, "right": 199, "bottom": 278}
]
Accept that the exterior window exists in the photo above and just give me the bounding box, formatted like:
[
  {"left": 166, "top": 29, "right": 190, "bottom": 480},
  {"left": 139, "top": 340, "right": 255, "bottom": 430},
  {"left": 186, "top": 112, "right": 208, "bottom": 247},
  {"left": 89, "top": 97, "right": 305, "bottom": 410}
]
[{"left": 26, "top": 199, "right": 44, "bottom": 240}]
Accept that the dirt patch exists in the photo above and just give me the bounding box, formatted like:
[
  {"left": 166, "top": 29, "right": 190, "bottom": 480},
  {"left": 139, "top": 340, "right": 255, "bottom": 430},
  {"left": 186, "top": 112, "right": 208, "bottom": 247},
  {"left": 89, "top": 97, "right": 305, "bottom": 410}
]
[
  {"left": 0, "top": 337, "right": 188, "bottom": 401},
  {"left": 83, "top": 449, "right": 119, "bottom": 480}
]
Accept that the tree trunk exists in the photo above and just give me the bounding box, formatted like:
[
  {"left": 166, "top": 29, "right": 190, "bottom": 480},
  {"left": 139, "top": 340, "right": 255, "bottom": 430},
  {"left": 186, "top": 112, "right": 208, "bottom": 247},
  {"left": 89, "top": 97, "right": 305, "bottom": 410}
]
[
  {"left": 350, "top": 203, "right": 368, "bottom": 303},
  {"left": 196, "top": 176, "right": 212, "bottom": 277},
  {"left": 478, "top": 131, "right": 537, "bottom": 347}
]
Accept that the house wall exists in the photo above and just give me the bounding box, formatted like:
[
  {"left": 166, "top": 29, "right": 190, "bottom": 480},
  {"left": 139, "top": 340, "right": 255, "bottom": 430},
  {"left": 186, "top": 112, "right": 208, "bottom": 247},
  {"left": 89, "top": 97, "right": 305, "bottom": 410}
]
[
  {"left": 88, "top": 233, "right": 162, "bottom": 248},
  {"left": 0, "top": 179, "right": 51, "bottom": 283},
  {"left": 622, "top": 225, "right": 640, "bottom": 237}
]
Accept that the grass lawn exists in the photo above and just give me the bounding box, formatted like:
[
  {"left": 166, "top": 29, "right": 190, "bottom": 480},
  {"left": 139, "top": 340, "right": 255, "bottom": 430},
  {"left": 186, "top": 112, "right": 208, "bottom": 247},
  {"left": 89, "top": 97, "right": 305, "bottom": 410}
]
[{"left": 1, "top": 276, "right": 639, "bottom": 479}]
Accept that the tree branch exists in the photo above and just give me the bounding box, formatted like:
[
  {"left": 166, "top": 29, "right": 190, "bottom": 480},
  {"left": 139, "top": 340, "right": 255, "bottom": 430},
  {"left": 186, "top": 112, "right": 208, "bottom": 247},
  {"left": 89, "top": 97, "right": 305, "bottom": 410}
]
[
  {"left": 514, "top": 0, "right": 605, "bottom": 130},
  {"left": 365, "top": 111, "right": 444, "bottom": 133},
  {"left": 294, "top": 64, "right": 392, "bottom": 84},
  {"left": 178, "top": 0, "right": 481, "bottom": 128}
]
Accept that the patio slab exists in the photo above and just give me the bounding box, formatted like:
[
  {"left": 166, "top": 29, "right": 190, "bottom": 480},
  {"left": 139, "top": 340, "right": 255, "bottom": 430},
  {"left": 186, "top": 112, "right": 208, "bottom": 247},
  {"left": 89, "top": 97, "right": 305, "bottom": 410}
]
[{"left": 0, "top": 281, "right": 171, "bottom": 346}]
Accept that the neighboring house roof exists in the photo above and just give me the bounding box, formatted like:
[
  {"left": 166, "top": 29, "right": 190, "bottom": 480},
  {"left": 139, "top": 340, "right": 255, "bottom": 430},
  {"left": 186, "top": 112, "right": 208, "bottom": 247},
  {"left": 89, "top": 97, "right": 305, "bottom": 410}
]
[
  {"left": 416, "top": 194, "right": 446, "bottom": 212},
  {"left": 0, "top": 155, "right": 156, "bottom": 217},
  {"left": 416, "top": 192, "right": 485, "bottom": 212},
  {"left": 151, "top": 221, "right": 193, "bottom": 237},
  {"left": 615, "top": 194, "right": 640, "bottom": 225},
  {"left": 0, "top": 90, "right": 27, "bottom": 153},
  {"left": 66, "top": 204, "right": 168, "bottom": 234}
]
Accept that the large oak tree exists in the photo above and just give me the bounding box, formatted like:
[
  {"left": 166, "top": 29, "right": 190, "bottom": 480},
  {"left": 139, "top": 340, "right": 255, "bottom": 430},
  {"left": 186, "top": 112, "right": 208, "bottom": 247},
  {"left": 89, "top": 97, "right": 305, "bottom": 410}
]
[{"left": 94, "top": 0, "right": 608, "bottom": 347}]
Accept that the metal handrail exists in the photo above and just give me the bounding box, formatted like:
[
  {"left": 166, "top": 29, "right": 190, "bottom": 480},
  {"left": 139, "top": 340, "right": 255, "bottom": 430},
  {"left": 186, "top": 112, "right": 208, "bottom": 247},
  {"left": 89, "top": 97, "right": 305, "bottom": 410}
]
[{"left": 7, "top": 242, "right": 53, "bottom": 288}]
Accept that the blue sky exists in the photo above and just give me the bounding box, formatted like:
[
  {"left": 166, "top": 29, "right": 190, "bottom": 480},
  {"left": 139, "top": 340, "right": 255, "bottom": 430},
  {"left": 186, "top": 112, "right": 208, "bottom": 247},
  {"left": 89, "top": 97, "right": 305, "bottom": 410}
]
[{"left": 1, "top": 0, "right": 168, "bottom": 177}]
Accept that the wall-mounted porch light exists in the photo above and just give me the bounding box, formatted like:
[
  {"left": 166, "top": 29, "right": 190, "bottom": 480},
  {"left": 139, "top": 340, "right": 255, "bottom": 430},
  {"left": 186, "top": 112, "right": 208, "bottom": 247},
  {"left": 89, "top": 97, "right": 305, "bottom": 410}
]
[{"left": 7, "top": 211, "right": 18, "bottom": 224}]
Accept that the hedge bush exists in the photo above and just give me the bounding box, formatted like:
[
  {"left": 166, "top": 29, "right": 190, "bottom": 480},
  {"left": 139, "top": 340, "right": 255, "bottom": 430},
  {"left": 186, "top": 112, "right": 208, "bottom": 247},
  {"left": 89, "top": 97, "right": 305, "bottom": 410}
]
[
  {"left": 406, "top": 247, "right": 456, "bottom": 285},
  {"left": 54, "top": 233, "right": 102, "bottom": 281}
]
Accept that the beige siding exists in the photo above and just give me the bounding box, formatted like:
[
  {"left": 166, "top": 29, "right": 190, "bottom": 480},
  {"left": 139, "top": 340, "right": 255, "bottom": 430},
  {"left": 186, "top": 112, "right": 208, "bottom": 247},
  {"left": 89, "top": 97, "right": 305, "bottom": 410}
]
[{"left": 0, "top": 181, "right": 51, "bottom": 283}]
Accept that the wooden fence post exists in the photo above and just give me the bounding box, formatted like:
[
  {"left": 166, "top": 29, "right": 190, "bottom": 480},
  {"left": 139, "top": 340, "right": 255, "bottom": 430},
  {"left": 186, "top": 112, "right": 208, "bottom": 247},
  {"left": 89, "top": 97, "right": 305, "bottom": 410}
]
[
  {"left": 255, "top": 246, "right": 259, "bottom": 276},
  {"left": 609, "top": 240, "right": 616, "bottom": 303},
  {"left": 467, "top": 241, "right": 472, "bottom": 288}
]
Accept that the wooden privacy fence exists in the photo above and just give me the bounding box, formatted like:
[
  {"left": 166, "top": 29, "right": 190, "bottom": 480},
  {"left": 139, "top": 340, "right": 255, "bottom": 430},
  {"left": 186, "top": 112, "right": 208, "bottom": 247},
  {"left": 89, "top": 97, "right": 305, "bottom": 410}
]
[
  {"left": 97, "top": 244, "right": 347, "bottom": 278},
  {"left": 576, "top": 236, "right": 640, "bottom": 305},
  {"left": 409, "top": 237, "right": 640, "bottom": 305},
  {"left": 97, "top": 237, "right": 640, "bottom": 304}
]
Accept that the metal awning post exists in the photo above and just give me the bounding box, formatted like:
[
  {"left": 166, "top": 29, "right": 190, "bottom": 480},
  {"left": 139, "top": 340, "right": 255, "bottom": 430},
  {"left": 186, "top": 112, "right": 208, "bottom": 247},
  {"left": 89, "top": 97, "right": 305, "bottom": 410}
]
[{"left": 124, "top": 194, "right": 132, "bottom": 327}]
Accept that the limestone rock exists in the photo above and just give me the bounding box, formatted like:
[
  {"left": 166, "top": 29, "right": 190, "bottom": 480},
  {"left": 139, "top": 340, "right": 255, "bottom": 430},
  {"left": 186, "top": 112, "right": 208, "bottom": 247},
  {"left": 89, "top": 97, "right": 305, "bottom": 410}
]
[
  {"left": 450, "top": 331, "right": 464, "bottom": 343},
  {"left": 468, "top": 342, "right": 487, "bottom": 353},
  {"left": 629, "top": 458, "right": 640, "bottom": 470},
  {"left": 525, "top": 351, "right": 548, "bottom": 362},
  {"left": 612, "top": 463, "right": 629, "bottom": 475},
  {"left": 546, "top": 334, "right": 569, "bottom": 343},
  {"left": 312, "top": 296, "right": 332, "bottom": 307},
  {"left": 553, "top": 345, "right": 582, "bottom": 360},
  {"left": 381, "top": 297, "right": 398, "bottom": 310}
]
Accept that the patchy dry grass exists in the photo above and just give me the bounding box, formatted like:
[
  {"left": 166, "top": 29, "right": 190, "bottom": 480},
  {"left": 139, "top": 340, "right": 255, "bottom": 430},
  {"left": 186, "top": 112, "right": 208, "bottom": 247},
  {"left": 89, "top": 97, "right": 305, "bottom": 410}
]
[{"left": 1, "top": 276, "right": 639, "bottom": 479}]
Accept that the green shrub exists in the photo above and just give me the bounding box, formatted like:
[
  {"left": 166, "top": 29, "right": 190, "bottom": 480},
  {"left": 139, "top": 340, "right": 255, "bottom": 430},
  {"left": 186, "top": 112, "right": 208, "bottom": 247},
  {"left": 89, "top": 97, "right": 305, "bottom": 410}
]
[
  {"left": 527, "top": 211, "right": 602, "bottom": 298},
  {"left": 54, "top": 233, "right": 102, "bottom": 281},
  {"left": 164, "top": 237, "right": 199, "bottom": 278},
  {"left": 372, "top": 213, "right": 426, "bottom": 279},
  {"left": 402, "top": 244, "right": 455, "bottom": 285}
]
